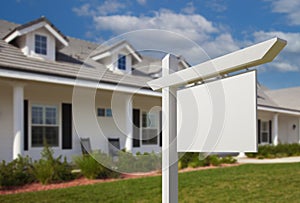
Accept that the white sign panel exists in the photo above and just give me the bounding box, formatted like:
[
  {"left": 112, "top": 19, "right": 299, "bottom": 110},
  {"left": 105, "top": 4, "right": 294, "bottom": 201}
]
[{"left": 177, "top": 71, "right": 257, "bottom": 152}]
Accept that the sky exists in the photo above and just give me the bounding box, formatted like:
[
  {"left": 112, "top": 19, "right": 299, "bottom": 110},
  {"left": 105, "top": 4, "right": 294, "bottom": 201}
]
[{"left": 0, "top": 0, "right": 300, "bottom": 89}]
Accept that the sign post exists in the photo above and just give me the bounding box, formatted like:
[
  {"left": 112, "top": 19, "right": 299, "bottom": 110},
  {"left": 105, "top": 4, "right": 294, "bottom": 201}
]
[
  {"left": 148, "top": 37, "right": 286, "bottom": 203},
  {"left": 162, "top": 54, "right": 178, "bottom": 203}
]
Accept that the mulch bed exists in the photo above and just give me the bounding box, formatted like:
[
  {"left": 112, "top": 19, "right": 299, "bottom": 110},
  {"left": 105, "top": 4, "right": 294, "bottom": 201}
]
[{"left": 0, "top": 164, "right": 239, "bottom": 195}]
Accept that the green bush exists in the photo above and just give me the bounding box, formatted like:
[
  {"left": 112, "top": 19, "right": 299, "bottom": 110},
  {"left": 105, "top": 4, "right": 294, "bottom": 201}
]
[
  {"left": 0, "top": 156, "right": 34, "bottom": 187},
  {"left": 74, "top": 153, "right": 119, "bottom": 179},
  {"left": 245, "top": 143, "right": 300, "bottom": 159},
  {"left": 178, "top": 153, "right": 237, "bottom": 169},
  {"left": 32, "top": 145, "right": 74, "bottom": 185},
  {"left": 221, "top": 156, "right": 237, "bottom": 164},
  {"left": 208, "top": 155, "right": 221, "bottom": 166},
  {"left": 116, "top": 151, "right": 161, "bottom": 173}
]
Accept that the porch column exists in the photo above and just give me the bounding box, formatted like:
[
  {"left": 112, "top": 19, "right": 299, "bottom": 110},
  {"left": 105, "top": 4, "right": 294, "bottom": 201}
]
[
  {"left": 273, "top": 113, "right": 279, "bottom": 145},
  {"left": 124, "top": 94, "right": 133, "bottom": 152},
  {"left": 13, "top": 84, "right": 24, "bottom": 159}
]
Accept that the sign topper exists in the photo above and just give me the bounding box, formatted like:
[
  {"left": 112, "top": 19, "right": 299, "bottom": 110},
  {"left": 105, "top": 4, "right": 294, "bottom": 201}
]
[{"left": 147, "top": 37, "right": 287, "bottom": 203}]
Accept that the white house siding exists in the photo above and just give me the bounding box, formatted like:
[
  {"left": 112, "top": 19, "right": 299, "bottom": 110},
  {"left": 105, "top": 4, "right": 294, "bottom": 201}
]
[
  {"left": 258, "top": 110, "right": 300, "bottom": 145},
  {"left": 278, "top": 115, "right": 300, "bottom": 144},
  {"left": 0, "top": 82, "right": 14, "bottom": 161}
]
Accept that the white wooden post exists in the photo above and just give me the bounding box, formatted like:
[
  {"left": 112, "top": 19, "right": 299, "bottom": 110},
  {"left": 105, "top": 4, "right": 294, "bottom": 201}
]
[
  {"left": 273, "top": 113, "right": 279, "bottom": 145},
  {"left": 13, "top": 84, "right": 24, "bottom": 159},
  {"left": 162, "top": 54, "right": 178, "bottom": 203}
]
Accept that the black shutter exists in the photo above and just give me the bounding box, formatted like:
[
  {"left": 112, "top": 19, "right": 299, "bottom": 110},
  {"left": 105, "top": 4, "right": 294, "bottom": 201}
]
[
  {"left": 24, "top": 100, "right": 28, "bottom": 151},
  {"left": 159, "top": 111, "right": 162, "bottom": 147},
  {"left": 258, "top": 119, "right": 261, "bottom": 144},
  {"left": 62, "top": 103, "right": 72, "bottom": 149},
  {"left": 133, "top": 109, "right": 140, "bottom": 147},
  {"left": 269, "top": 120, "right": 272, "bottom": 144}
]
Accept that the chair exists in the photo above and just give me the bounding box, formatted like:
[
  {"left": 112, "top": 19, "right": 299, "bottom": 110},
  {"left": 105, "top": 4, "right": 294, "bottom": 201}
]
[{"left": 80, "top": 137, "right": 92, "bottom": 155}]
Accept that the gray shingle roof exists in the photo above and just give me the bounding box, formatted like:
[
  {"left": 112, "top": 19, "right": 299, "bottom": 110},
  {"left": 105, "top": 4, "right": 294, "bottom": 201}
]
[
  {"left": 257, "top": 84, "right": 279, "bottom": 107},
  {"left": 0, "top": 18, "right": 157, "bottom": 88},
  {"left": 266, "top": 87, "right": 300, "bottom": 111},
  {"left": 3, "top": 16, "right": 69, "bottom": 43}
]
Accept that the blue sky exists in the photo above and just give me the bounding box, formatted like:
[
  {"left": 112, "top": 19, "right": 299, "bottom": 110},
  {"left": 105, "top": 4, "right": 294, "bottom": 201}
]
[{"left": 1, "top": 0, "right": 300, "bottom": 89}]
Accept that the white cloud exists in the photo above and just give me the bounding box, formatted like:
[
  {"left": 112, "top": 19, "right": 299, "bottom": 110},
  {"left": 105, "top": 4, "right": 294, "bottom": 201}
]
[
  {"left": 97, "top": 0, "right": 126, "bottom": 15},
  {"left": 136, "top": 0, "right": 146, "bottom": 6},
  {"left": 181, "top": 2, "right": 196, "bottom": 14},
  {"left": 206, "top": 0, "right": 227, "bottom": 12},
  {"left": 91, "top": 9, "right": 240, "bottom": 64},
  {"left": 254, "top": 31, "right": 300, "bottom": 72},
  {"left": 254, "top": 31, "right": 300, "bottom": 53},
  {"left": 72, "top": 1, "right": 125, "bottom": 17},
  {"left": 267, "top": 0, "right": 300, "bottom": 25},
  {"left": 93, "top": 9, "right": 218, "bottom": 42},
  {"left": 73, "top": 4, "right": 94, "bottom": 17}
]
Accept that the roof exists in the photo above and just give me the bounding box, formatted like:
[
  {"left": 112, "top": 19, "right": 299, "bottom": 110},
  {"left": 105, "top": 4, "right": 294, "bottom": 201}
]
[
  {"left": 266, "top": 87, "right": 300, "bottom": 111},
  {"left": 0, "top": 18, "right": 158, "bottom": 89},
  {"left": 3, "top": 17, "right": 69, "bottom": 46},
  {"left": 91, "top": 40, "right": 142, "bottom": 64}
]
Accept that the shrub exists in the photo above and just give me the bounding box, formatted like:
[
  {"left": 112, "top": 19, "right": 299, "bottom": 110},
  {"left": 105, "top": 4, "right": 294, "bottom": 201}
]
[
  {"left": 208, "top": 155, "right": 221, "bottom": 166},
  {"left": 245, "top": 143, "right": 300, "bottom": 159},
  {"left": 221, "top": 156, "right": 237, "bottom": 164},
  {"left": 32, "top": 145, "right": 74, "bottom": 185},
  {"left": 74, "top": 153, "right": 119, "bottom": 179},
  {"left": 178, "top": 153, "right": 236, "bottom": 169},
  {"left": 116, "top": 151, "right": 161, "bottom": 173},
  {"left": 0, "top": 156, "right": 34, "bottom": 187}
]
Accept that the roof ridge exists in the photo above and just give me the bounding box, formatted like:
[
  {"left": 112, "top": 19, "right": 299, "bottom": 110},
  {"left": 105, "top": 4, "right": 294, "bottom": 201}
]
[
  {"left": 66, "top": 35, "right": 100, "bottom": 46},
  {"left": 0, "top": 19, "right": 20, "bottom": 26}
]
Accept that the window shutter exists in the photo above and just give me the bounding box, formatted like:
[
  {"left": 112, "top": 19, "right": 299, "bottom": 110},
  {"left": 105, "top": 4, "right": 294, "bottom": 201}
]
[
  {"left": 24, "top": 100, "right": 28, "bottom": 151},
  {"left": 269, "top": 120, "right": 272, "bottom": 144},
  {"left": 133, "top": 109, "right": 140, "bottom": 147},
  {"left": 258, "top": 119, "right": 261, "bottom": 144},
  {"left": 62, "top": 103, "right": 72, "bottom": 149}
]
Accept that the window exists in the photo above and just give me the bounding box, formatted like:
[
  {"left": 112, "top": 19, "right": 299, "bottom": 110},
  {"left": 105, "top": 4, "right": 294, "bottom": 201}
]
[
  {"left": 31, "top": 105, "right": 58, "bottom": 147},
  {"left": 117, "top": 54, "right": 126, "bottom": 70},
  {"left": 97, "top": 108, "right": 112, "bottom": 117},
  {"left": 106, "top": 108, "right": 112, "bottom": 117},
  {"left": 142, "top": 112, "right": 158, "bottom": 145},
  {"left": 97, "top": 108, "right": 105, "bottom": 117},
  {"left": 35, "top": 34, "right": 47, "bottom": 55},
  {"left": 260, "top": 121, "right": 270, "bottom": 144}
]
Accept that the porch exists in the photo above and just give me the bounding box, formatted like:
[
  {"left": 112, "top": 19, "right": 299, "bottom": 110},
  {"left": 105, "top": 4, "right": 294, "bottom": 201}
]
[
  {"left": 0, "top": 79, "right": 162, "bottom": 162},
  {"left": 257, "top": 106, "right": 300, "bottom": 145}
]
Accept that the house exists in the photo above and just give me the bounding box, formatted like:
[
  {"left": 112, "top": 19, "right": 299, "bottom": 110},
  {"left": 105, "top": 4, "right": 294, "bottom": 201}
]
[
  {"left": 257, "top": 85, "right": 300, "bottom": 145},
  {"left": 0, "top": 17, "right": 299, "bottom": 162}
]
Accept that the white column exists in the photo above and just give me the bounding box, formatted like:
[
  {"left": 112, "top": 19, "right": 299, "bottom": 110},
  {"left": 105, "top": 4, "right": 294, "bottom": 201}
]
[
  {"left": 13, "top": 84, "right": 24, "bottom": 159},
  {"left": 162, "top": 54, "right": 178, "bottom": 203},
  {"left": 124, "top": 94, "right": 133, "bottom": 152},
  {"left": 273, "top": 113, "right": 279, "bottom": 145}
]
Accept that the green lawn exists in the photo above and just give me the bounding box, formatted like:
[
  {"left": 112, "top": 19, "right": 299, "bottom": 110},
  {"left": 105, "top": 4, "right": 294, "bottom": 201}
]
[{"left": 1, "top": 163, "right": 300, "bottom": 203}]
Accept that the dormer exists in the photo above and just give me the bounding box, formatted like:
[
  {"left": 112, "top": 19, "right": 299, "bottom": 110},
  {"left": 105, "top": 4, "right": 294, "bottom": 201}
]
[
  {"left": 3, "top": 17, "right": 68, "bottom": 61},
  {"left": 91, "top": 41, "right": 142, "bottom": 74}
]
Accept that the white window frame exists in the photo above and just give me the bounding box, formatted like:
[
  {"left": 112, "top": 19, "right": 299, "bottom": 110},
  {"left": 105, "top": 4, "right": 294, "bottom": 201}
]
[
  {"left": 31, "top": 104, "right": 59, "bottom": 148},
  {"left": 34, "top": 34, "right": 47, "bottom": 55}
]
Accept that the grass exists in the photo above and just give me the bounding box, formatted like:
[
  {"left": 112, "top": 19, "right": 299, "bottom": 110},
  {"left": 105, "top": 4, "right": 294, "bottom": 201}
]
[{"left": 1, "top": 163, "right": 300, "bottom": 202}]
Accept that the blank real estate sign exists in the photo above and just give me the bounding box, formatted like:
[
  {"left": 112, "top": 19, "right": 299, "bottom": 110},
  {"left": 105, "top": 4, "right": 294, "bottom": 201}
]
[{"left": 177, "top": 71, "right": 257, "bottom": 153}]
